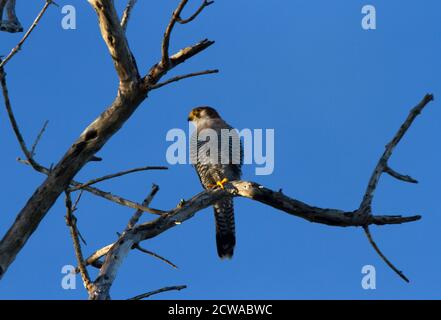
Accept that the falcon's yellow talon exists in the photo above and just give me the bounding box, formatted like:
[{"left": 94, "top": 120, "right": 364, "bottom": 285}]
[{"left": 216, "top": 178, "right": 229, "bottom": 190}]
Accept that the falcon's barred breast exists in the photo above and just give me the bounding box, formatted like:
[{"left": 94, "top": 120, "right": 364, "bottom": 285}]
[{"left": 188, "top": 106, "right": 242, "bottom": 258}]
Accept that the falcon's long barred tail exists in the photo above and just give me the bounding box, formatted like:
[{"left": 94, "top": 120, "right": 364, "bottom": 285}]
[
  {"left": 188, "top": 106, "right": 242, "bottom": 259},
  {"left": 214, "top": 198, "right": 236, "bottom": 259}
]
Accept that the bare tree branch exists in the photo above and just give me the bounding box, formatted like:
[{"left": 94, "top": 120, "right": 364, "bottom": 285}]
[
  {"left": 133, "top": 243, "right": 178, "bottom": 269},
  {"left": 80, "top": 244, "right": 113, "bottom": 272},
  {"left": 30, "top": 120, "right": 49, "bottom": 157},
  {"left": 149, "top": 69, "right": 219, "bottom": 90},
  {"left": 127, "top": 285, "right": 187, "bottom": 300},
  {"left": 89, "top": 186, "right": 160, "bottom": 300},
  {"left": 0, "top": 0, "right": 216, "bottom": 279},
  {"left": 363, "top": 226, "right": 409, "bottom": 283},
  {"left": 0, "top": 0, "right": 54, "bottom": 68},
  {"left": 120, "top": 0, "right": 137, "bottom": 32},
  {"left": 125, "top": 184, "right": 160, "bottom": 230},
  {"left": 71, "top": 190, "right": 88, "bottom": 246},
  {"left": 0, "top": 0, "right": 431, "bottom": 294},
  {"left": 176, "top": 0, "right": 214, "bottom": 24},
  {"left": 134, "top": 181, "right": 420, "bottom": 235},
  {"left": 75, "top": 91, "right": 435, "bottom": 289},
  {"left": 358, "top": 93, "right": 434, "bottom": 219},
  {"left": 81, "top": 179, "right": 421, "bottom": 277},
  {"left": 17, "top": 158, "right": 166, "bottom": 215},
  {"left": 64, "top": 192, "right": 93, "bottom": 293},
  {"left": 69, "top": 167, "right": 168, "bottom": 191},
  {"left": 77, "top": 91, "right": 432, "bottom": 296},
  {"left": 78, "top": 242, "right": 179, "bottom": 273},
  {"left": 88, "top": 0, "right": 139, "bottom": 86},
  {"left": 384, "top": 166, "right": 418, "bottom": 184},
  {"left": 161, "top": 0, "right": 190, "bottom": 68},
  {"left": 145, "top": 39, "right": 215, "bottom": 88},
  {"left": 354, "top": 94, "right": 434, "bottom": 281},
  {"left": 0, "top": 67, "right": 45, "bottom": 172}
]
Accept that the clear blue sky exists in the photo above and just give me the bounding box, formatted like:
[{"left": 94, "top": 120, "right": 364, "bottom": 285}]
[{"left": 0, "top": 0, "right": 440, "bottom": 299}]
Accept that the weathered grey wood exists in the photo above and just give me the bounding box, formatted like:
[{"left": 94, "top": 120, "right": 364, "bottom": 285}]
[
  {"left": 0, "top": 0, "right": 215, "bottom": 279},
  {"left": 84, "top": 178, "right": 421, "bottom": 298}
]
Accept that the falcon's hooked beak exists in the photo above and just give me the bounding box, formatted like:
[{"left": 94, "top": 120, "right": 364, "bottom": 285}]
[{"left": 187, "top": 111, "right": 195, "bottom": 122}]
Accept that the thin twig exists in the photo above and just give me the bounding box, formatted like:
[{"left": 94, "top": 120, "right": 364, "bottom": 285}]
[
  {"left": 69, "top": 166, "right": 168, "bottom": 191},
  {"left": 89, "top": 189, "right": 161, "bottom": 300},
  {"left": 177, "top": 0, "right": 214, "bottom": 24},
  {"left": 133, "top": 243, "right": 178, "bottom": 269},
  {"left": 150, "top": 69, "right": 219, "bottom": 90},
  {"left": 125, "top": 184, "right": 160, "bottom": 231},
  {"left": 384, "top": 166, "right": 418, "bottom": 184},
  {"left": 77, "top": 183, "right": 165, "bottom": 215},
  {"left": 77, "top": 244, "right": 114, "bottom": 273},
  {"left": 72, "top": 190, "right": 87, "bottom": 246},
  {"left": 72, "top": 190, "right": 84, "bottom": 211},
  {"left": 120, "top": 0, "right": 137, "bottom": 32},
  {"left": 161, "top": 0, "right": 213, "bottom": 67},
  {"left": 161, "top": 0, "right": 189, "bottom": 67},
  {"left": 17, "top": 158, "right": 166, "bottom": 215},
  {"left": 30, "top": 120, "right": 49, "bottom": 157},
  {"left": 65, "top": 192, "right": 93, "bottom": 292},
  {"left": 0, "top": 0, "right": 55, "bottom": 69},
  {"left": 0, "top": 68, "right": 44, "bottom": 172},
  {"left": 363, "top": 226, "right": 409, "bottom": 282},
  {"left": 127, "top": 285, "right": 187, "bottom": 300},
  {"left": 79, "top": 242, "right": 178, "bottom": 273}
]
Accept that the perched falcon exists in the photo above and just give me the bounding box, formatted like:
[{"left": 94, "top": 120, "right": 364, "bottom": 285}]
[{"left": 188, "top": 106, "right": 242, "bottom": 259}]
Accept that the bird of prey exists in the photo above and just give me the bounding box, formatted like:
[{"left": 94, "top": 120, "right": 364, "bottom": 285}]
[{"left": 188, "top": 106, "right": 242, "bottom": 258}]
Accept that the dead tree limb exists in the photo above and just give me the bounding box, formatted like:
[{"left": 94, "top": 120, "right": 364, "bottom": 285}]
[
  {"left": 87, "top": 180, "right": 421, "bottom": 253},
  {"left": 0, "top": 0, "right": 216, "bottom": 279},
  {"left": 358, "top": 94, "right": 434, "bottom": 218},
  {"left": 0, "top": 0, "right": 435, "bottom": 297},
  {"left": 356, "top": 93, "right": 434, "bottom": 282},
  {"left": 120, "top": 0, "right": 137, "bottom": 32},
  {"left": 30, "top": 120, "right": 49, "bottom": 157},
  {"left": 0, "top": 68, "right": 45, "bottom": 172},
  {"left": 89, "top": 185, "right": 160, "bottom": 300},
  {"left": 127, "top": 285, "right": 187, "bottom": 300},
  {"left": 68, "top": 167, "right": 168, "bottom": 191},
  {"left": 64, "top": 192, "right": 93, "bottom": 294},
  {"left": 149, "top": 69, "right": 219, "bottom": 90},
  {"left": 76, "top": 93, "right": 434, "bottom": 296},
  {"left": 133, "top": 243, "right": 178, "bottom": 269},
  {"left": 176, "top": 0, "right": 214, "bottom": 24},
  {"left": 125, "top": 184, "right": 160, "bottom": 230},
  {"left": 17, "top": 158, "right": 166, "bottom": 215},
  {"left": 0, "top": 1, "right": 54, "bottom": 67}
]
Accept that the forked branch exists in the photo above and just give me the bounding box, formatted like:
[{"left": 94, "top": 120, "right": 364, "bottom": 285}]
[
  {"left": 0, "top": 0, "right": 217, "bottom": 279},
  {"left": 80, "top": 94, "right": 433, "bottom": 295},
  {"left": 0, "top": 1, "right": 55, "bottom": 67},
  {"left": 357, "top": 93, "right": 434, "bottom": 282}
]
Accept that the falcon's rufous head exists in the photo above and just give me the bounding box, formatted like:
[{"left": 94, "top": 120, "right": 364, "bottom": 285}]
[{"left": 187, "top": 106, "right": 221, "bottom": 122}]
